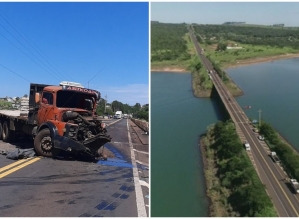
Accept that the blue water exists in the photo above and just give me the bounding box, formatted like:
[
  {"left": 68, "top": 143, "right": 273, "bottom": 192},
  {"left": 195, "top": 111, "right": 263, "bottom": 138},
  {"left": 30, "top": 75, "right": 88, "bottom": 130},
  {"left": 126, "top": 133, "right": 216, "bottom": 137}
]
[
  {"left": 227, "top": 57, "right": 299, "bottom": 151},
  {"left": 151, "top": 58, "right": 299, "bottom": 216},
  {"left": 151, "top": 72, "right": 219, "bottom": 217}
]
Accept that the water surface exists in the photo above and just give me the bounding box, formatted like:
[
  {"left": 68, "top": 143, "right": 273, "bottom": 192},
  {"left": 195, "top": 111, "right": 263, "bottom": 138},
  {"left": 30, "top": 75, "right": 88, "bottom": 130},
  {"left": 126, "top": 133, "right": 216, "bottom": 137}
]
[
  {"left": 227, "top": 58, "right": 299, "bottom": 150},
  {"left": 151, "top": 72, "right": 219, "bottom": 217}
]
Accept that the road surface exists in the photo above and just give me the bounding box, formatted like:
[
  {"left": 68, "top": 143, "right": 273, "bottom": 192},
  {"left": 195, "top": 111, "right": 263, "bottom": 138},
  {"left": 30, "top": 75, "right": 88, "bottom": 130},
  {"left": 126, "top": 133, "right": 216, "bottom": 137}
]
[{"left": 0, "top": 118, "right": 149, "bottom": 217}]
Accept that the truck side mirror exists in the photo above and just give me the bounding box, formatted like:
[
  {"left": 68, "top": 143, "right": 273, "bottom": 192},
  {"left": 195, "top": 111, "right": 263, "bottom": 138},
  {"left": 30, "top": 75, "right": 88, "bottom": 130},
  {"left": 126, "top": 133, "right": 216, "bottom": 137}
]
[{"left": 35, "top": 93, "right": 40, "bottom": 104}]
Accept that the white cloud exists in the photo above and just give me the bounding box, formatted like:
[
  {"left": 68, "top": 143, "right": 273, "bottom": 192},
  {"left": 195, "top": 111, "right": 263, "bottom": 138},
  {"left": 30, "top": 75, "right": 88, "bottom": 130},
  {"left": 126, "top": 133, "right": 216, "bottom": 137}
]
[{"left": 99, "top": 84, "right": 149, "bottom": 106}]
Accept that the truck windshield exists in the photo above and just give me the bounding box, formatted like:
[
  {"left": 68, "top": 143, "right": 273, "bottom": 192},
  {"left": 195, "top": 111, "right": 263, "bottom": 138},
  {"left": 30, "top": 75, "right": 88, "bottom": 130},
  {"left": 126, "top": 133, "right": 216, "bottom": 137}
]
[{"left": 56, "top": 90, "right": 95, "bottom": 109}]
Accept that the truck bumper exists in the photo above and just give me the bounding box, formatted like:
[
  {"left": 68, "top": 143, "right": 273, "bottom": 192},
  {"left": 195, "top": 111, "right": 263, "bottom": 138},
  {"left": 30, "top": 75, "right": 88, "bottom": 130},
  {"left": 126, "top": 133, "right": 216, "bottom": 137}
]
[{"left": 53, "top": 133, "right": 111, "bottom": 157}]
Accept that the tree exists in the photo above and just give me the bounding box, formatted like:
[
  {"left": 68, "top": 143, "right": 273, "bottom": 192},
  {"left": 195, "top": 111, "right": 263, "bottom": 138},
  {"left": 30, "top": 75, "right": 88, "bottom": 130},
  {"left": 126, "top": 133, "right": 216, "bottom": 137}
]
[{"left": 216, "top": 42, "right": 228, "bottom": 51}]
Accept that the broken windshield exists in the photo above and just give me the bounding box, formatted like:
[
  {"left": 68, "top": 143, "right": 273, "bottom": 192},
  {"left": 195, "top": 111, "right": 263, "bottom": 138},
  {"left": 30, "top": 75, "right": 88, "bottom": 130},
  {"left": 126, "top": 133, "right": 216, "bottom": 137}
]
[{"left": 56, "top": 90, "right": 95, "bottom": 109}]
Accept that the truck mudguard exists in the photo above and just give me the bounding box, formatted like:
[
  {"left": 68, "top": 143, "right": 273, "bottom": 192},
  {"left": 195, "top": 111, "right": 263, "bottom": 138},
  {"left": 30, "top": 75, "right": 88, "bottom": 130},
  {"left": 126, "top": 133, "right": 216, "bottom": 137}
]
[{"left": 37, "top": 121, "right": 86, "bottom": 153}]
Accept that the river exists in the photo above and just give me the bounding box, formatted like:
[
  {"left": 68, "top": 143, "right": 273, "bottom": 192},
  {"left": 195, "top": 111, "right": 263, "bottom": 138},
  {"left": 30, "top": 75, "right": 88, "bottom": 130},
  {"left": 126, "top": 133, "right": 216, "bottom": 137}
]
[
  {"left": 151, "top": 57, "right": 299, "bottom": 216},
  {"left": 151, "top": 72, "right": 217, "bottom": 216},
  {"left": 226, "top": 57, "right": 299, "bottom": 151}
]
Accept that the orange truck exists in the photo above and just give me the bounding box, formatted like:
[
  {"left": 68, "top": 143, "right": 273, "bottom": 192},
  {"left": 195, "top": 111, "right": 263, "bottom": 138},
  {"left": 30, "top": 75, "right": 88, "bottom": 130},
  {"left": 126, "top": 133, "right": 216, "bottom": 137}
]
[{"left": 0, "top": 81, "right": 111, "bottom": 160}]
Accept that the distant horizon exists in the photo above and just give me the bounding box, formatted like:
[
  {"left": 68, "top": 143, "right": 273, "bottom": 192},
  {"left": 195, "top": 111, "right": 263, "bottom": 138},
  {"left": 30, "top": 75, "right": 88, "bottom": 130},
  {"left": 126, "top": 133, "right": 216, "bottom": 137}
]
[
  {"left": 151, "top": 20, "right": 299, "bottom": 28},
  {"left": 151, "top": 2, "right": 299, "bottom": 27}
]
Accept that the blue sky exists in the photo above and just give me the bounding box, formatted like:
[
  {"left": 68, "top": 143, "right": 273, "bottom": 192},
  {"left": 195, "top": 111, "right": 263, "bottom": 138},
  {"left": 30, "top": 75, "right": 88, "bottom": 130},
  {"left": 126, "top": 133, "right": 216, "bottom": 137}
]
[
  {"left": 151, "top": 2, "right": 299, "bottom": 27},
  {"left": 0, "top": 2, "right": 149, "bottom": 105}
]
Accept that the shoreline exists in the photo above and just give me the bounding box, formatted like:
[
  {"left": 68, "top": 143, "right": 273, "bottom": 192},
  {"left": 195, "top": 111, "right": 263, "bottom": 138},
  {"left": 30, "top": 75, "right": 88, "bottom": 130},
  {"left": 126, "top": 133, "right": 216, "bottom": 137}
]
[
  {"left": 224, "top": 53, "right": 299, "bottom": 70},
  {"left": 151, "top": 67, "right": 189, "bottom": 73},
  {"left": 151, "top": 53, "right": 299, "bottom": 72}
]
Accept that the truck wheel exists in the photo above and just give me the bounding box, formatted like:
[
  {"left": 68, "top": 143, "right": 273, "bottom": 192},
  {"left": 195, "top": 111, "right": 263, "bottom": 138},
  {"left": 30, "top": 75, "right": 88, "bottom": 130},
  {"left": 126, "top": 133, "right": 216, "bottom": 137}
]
[
  {"left": 2, "top": 121, "right": 14, "bottom": 142},
  {"left": 0, "top": 122, "right": 2, "bottom": 140},
  {"left": 34, "top": 129, "right": 53, "bottom": 157}
]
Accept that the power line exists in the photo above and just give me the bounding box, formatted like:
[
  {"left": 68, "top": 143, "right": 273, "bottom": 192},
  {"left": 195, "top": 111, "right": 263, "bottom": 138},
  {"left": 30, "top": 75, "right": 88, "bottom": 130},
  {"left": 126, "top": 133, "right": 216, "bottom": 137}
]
[
  {"left": 0, "top": 31, "right": 62, "bottom": 81},
  {"left": 0, "top": 63, "right": 31, "bottom": 83},
  {"left": 0, "top": 9, "right": 74, "bottom": 81},
  {"left": 87, "top": 67, "right": 105, "bottom": 88},
  {"left": 0, "top": 22, "right": 65, "bottom": 81}
]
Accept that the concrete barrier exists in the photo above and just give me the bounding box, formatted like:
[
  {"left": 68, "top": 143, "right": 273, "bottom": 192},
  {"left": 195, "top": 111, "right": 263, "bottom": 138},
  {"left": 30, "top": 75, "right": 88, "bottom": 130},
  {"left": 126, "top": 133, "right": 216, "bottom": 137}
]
[{"left": 131, "top": 118, "right": 149, "bottom": 133}]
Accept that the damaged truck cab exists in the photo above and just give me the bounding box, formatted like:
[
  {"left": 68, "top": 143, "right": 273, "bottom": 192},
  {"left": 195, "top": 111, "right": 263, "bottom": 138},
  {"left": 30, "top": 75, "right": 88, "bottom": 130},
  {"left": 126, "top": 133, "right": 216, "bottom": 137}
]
[{"left": 29, "top": 81, "right": 111, "bottom": 159}]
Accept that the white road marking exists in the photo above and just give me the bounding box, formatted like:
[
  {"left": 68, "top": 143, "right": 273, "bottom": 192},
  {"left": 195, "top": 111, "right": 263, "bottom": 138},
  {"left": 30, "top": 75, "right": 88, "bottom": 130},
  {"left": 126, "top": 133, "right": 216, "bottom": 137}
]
[
  {"left": 139, "top": 179, "right": 149, "bottom": 188},
  {"left": 127, "top": 120, "right": 147, "bottom": 217},
  {"left": 133, "top": 149, "right": 149, "bottom": 155},
  {"left": 135, "top": 160, "right": 149, "bottom": 167}
]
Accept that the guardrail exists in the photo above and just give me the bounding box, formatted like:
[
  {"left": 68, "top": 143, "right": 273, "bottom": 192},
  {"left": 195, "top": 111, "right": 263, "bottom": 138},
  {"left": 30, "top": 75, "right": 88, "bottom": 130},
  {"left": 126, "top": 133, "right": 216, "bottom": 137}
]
[{"left": 131, "top": 118, "right": 149, "bottom": 133}]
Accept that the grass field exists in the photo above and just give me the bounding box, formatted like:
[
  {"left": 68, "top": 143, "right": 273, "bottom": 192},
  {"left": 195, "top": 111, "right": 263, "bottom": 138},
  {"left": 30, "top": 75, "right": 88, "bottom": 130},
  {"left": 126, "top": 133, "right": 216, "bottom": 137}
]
[{"left": 201, "top": 43, "right": 298, "bottom": 68}]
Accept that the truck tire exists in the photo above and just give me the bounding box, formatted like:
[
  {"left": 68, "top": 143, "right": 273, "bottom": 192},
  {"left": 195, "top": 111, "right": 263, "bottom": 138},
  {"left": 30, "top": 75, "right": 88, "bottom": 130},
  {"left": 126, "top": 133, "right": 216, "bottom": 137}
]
[
  {"left": 0, "top": 122, "right": 2, "bottom": 140},
  {"left": 34, "top": 129, "right": 53, "bottom": 157},
  {"left": 2, "top": 121, "right": 14, "bottom": 142}
]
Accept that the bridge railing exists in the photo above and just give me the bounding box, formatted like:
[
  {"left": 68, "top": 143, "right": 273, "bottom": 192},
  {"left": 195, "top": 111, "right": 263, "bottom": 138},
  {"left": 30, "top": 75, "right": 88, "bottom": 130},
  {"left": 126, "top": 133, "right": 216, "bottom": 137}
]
[{"left": 131, "top": 118, "right": 149, "bottom": 133}]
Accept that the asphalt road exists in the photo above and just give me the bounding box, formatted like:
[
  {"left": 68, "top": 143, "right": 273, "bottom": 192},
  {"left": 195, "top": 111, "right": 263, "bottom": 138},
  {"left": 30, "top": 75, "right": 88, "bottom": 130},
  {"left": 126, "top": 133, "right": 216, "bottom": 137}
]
[
  {"left": 0, "top": 118, "right": 149, "bottom": 217},
  {"left": 189, "top": 28, "right": 299, "bottom": 217}
]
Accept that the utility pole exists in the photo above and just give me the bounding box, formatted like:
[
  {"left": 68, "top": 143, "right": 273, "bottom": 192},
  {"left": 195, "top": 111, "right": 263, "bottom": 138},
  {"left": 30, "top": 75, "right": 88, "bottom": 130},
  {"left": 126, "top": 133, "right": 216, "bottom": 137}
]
[
  {"left": 258, "top": 109, "right": 262, "bottom": 128},
  {"left": 104, "top": 95, "right": 107, "bottom": 113}
]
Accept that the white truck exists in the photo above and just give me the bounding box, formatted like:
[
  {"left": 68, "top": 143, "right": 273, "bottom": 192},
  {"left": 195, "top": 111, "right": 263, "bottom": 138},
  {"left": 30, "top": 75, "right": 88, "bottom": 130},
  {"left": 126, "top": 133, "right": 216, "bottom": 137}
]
[
  {"left": 115, "top": 111, "right": 122, "bottom": 119},
  {"left": 290, "top": 179, "right": 299, "bottom": 193},
  {"left": 270, "top": 151, "right": 280, "bottom": 163}
]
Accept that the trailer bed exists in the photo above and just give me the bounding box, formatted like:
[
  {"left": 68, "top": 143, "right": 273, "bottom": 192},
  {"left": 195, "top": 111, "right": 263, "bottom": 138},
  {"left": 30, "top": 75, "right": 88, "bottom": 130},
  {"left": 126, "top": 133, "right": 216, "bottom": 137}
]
[{"left": 0, "top": 110, "right": 29, "bottom": 122}]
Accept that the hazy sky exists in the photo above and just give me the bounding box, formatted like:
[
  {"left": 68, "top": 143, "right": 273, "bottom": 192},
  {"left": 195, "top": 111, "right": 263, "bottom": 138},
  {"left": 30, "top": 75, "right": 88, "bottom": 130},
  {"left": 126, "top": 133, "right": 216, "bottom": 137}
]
[
  {"left": 151, "top": 2, "right": 299, "bottom": 27},
  {"left": 0, "top": 2, "right": 149, "bottom": 105}
]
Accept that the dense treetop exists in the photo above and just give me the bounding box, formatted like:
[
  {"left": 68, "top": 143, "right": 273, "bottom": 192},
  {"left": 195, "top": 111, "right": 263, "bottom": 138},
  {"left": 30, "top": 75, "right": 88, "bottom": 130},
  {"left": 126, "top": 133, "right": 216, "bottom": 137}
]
[
  {"left": 151, "top": 22, "right": 191, "bottom": 62},
  {"left": 193, "top": 24, "right": 299, "bottom": 49}
]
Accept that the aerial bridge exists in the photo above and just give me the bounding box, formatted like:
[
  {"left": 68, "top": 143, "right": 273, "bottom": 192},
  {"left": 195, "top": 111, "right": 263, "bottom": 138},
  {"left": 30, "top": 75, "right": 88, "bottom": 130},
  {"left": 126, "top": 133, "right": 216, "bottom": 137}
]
[{"left": 189, "top": 27, "right": 299, "bottom": 217}]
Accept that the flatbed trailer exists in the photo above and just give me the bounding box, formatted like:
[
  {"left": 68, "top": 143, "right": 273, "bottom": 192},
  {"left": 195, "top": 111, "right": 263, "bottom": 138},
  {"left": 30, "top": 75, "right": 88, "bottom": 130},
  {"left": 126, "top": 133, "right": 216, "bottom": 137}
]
[{"left": 0, "top": 110, "right": 34, "bottom": 141}]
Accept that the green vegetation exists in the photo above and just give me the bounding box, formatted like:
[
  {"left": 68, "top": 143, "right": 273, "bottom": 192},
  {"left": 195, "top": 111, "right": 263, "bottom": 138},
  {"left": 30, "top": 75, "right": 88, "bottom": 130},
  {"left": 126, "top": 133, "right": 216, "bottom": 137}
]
[
  {"left": 96, "top": 99, "right": 148, "bottom": 121},
  {"left": 202, "top": 121, "right": 277, "bottom": 217},
  {"left": 260, "top": 122, "right": 299, "bottom": 180},
  {"left": 194, "top": 24, "right": 299, "bottom": 49},
  {"left": 151, "top": 22, "right": 191, "bottom": 69},
  {"left": 189, "top": 56, "right": 213, "bottom": 97},
  {"left": 0, "top": 100, "right": 12, "bottom": 109},
  {"left": 193, "top": 24, "right": 299, "bottom": 68}
]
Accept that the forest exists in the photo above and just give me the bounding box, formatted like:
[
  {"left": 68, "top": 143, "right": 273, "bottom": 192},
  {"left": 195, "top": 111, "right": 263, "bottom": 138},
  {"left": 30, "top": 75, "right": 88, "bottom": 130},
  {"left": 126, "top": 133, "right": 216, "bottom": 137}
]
[
  {"left": 193, "top": 24, "right": 299, "bottom": 49},
  {"left": 151, "top": 22, "right": 190, "bottom": 62}
]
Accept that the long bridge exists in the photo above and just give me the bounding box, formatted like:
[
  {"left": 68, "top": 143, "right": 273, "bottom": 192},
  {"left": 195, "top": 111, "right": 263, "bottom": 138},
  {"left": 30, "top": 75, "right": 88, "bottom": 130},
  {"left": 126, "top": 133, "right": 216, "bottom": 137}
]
[{"left": 189, "top": 28, "right": 299, "bottom": 217}]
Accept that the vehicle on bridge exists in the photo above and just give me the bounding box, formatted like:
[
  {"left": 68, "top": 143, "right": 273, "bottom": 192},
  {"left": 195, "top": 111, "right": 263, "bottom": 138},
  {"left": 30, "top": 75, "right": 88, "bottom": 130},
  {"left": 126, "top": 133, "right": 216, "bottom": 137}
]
[
  {"left": 269, "top": 151, "right": 281, "bottom": 164},
  {"left": 290, "top": 179, "right": 299, "bottom": 193},
  {"left": 115, "top": 111, "right": 122, "bottom": 119},
  {"left": 244, "top": 142, "right": 251, "bottom": 151},
  {"left": 258, "top": 135, "right": 265, "bottom": 141},
  {"left": 0, "top": 81, "right": 111, "bottom": 160}
]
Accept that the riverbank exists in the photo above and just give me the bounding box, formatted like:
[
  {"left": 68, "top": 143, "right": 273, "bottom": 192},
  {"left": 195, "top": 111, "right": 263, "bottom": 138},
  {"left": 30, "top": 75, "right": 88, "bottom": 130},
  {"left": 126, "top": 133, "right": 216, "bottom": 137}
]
[
  {"left": 200, "top": 122, "right": 277, "bottom": 217},
  {"left": 151, "top": 67, "right": 189, "bottom": 73},
  {"left": 151, "top": 53, "right": 299, "bottom": 72},
  {"left": 224, "top": 53, "right": 299, "bottom": 69}
]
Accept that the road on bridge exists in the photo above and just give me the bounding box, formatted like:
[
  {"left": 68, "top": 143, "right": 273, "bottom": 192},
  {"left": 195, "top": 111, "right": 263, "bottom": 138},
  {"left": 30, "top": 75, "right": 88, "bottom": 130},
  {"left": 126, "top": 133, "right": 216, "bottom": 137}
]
[
  {"left": 0, "top": 118, "right": 149, "bottom": 217},
  {"left": 189, "top": 27, "right": 299, "bottom": 217}
]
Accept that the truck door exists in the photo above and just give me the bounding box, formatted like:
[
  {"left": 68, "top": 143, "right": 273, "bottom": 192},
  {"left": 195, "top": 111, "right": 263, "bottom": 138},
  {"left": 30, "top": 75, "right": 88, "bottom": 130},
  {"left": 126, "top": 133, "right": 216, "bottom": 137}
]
[{"left": 38, "top": 92, "right": 54, "bottom": 125}]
